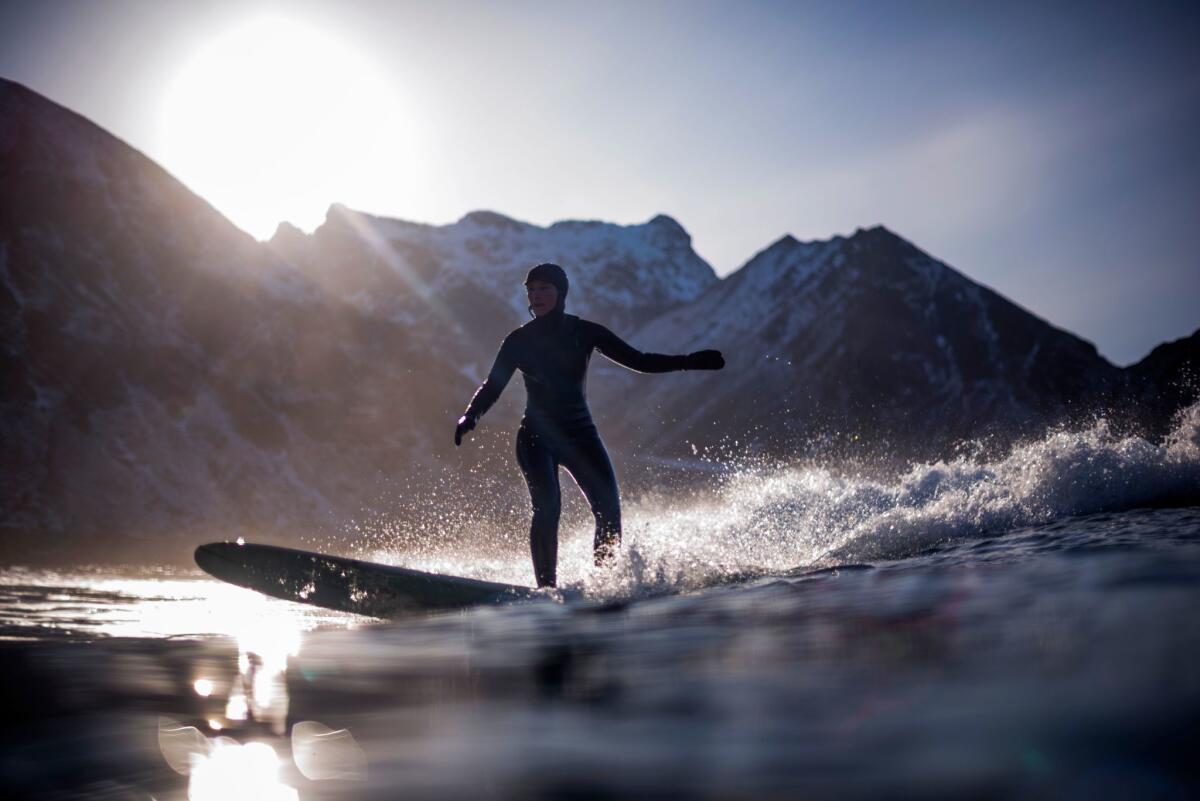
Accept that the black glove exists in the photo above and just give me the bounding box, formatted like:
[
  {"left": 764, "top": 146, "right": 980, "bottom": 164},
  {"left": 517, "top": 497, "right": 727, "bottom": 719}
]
[
  {"left": 454, "top": 414, "right": 476, "bottom": 446},
  {"left": 684, "top": 349, "right": 725, "bottom": 370}
]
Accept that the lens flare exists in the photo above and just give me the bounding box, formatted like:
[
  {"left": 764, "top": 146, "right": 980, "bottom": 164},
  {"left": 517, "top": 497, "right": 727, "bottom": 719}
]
[
  {"left": 291, "top": 720, "right": 368, "bottom": 781},
  {"left": 188, "top": 740, "right": 297, "bottom": 801}
]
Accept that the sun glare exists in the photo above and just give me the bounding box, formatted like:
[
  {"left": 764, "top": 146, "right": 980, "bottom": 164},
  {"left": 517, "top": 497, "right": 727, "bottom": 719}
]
[{"left": 156, "top": 15, "right": 423, "bottom": 239}]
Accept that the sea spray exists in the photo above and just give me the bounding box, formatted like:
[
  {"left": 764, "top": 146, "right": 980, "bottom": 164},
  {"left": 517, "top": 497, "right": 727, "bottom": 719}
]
[
  {"left": 360, "top": 404, "right": 1200, "bottom": 597},
  {"left": 562, "top": 402, "right": 1200, "bottom": 595}
]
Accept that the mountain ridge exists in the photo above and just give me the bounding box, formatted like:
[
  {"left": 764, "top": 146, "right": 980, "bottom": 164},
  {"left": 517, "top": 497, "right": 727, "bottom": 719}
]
[{"left": 2, "top": 77, "right": 1195, "bottom": 564}]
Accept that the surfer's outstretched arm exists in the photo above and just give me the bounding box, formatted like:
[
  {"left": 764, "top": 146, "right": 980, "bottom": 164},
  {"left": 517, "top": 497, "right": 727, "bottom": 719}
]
[
  {"left": 456, "top": 335, "right": 518, "bottom": 445},
  {"left": 591, "top": 323, "right": 725, "bottom": 374}
]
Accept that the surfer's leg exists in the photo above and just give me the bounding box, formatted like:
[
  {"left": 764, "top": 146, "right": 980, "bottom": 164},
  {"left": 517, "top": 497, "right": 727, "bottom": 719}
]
[
  {"left": 559, "top": 427, "right": 621, "bottom": 568},
  {"left": 516, "top": 425, "right": 561, "bottom": 588}
]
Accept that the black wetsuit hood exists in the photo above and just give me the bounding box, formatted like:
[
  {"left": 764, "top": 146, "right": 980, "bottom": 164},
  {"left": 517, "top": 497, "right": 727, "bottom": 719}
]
[{"left": 525, "top": 263, "right": 569, "bottom": 320}]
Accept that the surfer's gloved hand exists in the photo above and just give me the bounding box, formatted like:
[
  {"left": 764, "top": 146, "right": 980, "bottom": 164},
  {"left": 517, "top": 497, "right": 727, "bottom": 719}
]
[
  {"left": 684, "top": 349, "right": 725, "bottom": 370},
  {"left": 454, "top": 414, "right": 476, "bottom": 447}
]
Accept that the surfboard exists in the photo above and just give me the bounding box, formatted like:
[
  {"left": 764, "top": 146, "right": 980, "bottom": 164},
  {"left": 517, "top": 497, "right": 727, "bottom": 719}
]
[{"left": 194, "top": 541, "right": 536, "bottom": 618}]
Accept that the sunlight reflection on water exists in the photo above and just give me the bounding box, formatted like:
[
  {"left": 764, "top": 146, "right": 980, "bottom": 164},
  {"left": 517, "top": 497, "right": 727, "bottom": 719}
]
[
  {"left": 189, "top": 739, "right": 298, "bottom": 801},
  {"left": 224, "top": 601, "right": 302, "bottom": 734},
  {"left": 0, "top": 569, "right": 359, "bottom": 640},
  {"left": 159, "top": 721, "right": 299, "bottom": 801},
  {"left": 3, "top": 506, "right": 1199, "bottom": 799},
  {"left": 0, "top": 569, "right": 369, "bottom": 797}
]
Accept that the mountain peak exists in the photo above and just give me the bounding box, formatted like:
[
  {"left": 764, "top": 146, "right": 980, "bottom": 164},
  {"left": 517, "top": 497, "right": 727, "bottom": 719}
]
[
  {"left": 642, "top": 213, "right": 693, "bottom": 247},
  {"left": 761, "top": 232, "right": 801, "bottom": 253},
  {"left": 270, "top": 220, "right": 307, "bottom": 244},
  {"left": 323, "top": 202, "right": 357, "bottom": 225},
  {"left": 459, "top": 209, "right": 526, "bottom": 231},
  {"left": 849, "top": 224, "right": 905, "bottom": 244},
  {"left": 648, "top": 212, "right": 687, "bottom": 234}
]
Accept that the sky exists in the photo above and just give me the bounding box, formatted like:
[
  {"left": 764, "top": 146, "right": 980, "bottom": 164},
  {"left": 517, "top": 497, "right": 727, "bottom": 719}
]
[{"left": 1, "top": 0, "right": 1197, "bottom": 364}]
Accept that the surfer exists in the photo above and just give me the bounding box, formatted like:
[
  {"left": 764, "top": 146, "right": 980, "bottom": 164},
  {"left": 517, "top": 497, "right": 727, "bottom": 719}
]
[{"left": 455, "top": 263, "right": 725, "bottom": 588}]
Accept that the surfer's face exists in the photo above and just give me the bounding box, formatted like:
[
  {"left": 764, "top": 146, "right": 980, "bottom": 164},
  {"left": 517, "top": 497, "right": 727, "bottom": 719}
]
[{"left": 526, "top": 280, "right": 558, "bottom": 317}]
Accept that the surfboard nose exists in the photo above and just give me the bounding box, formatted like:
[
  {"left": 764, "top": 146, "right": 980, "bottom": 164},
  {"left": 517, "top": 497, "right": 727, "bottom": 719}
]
[{"left": 194, "top": 541, "right": 244, "bottom": 576}]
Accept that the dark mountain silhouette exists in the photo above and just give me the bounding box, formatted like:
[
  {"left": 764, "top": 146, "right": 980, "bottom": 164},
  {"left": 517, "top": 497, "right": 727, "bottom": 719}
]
[
  {"left": 1, "top": 78, "right": 1194, "bottom": 564},
  {"left": 1119, "top": 328, "right": 1200, "bottom": 442},
  {"left": 0, "top": 79, "right": 470, "bottom": 562},
  {"left": 593, "top": 226, "right": 1127, "bottom": 463}
]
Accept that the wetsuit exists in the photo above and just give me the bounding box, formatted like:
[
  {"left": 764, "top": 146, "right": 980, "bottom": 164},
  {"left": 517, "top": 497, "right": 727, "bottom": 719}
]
[{"left": 462, "top": 308, "right": 696, "bottom": 587}]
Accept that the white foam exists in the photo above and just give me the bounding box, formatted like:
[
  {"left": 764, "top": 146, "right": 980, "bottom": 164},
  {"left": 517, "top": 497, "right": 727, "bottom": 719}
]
[{"left": 560, "top": 402, "right": 1200, "bottom": 594}]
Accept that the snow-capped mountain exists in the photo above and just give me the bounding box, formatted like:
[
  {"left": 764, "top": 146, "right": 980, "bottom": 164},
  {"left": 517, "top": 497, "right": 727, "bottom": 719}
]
[
  {"left": 0, "top": 79, "right": 721, "bottom": 563},
  {"left": 593, "top": 226, "right": 1125, "bottom": 460},
  {"left": 1, "top": 77, "right": 1194, "bottom": 564},
  {"left": 270, "top": 203, "right": 717, "bottom": 335},
  {"left": 0, "top": 78, "right": 471, "bottom": 562}
]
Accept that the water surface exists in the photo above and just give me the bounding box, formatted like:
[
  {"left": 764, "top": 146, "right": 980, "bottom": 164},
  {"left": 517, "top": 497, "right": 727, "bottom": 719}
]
[{"left": 2, "top": 409, "right": 1199, "bottom": 800}]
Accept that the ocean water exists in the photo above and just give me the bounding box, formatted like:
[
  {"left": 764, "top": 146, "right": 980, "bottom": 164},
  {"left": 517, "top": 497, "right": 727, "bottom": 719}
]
[{"left": 1, "top": 406, "right": 1198, "bottom": 800}]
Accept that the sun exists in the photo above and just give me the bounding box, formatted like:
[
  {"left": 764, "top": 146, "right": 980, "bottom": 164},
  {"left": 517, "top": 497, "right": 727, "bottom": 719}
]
[{"left": 156, "top": 15, "right": 422, "bottom": 239}]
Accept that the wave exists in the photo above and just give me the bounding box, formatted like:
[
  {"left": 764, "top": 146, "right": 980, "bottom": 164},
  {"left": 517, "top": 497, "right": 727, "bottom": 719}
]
[{"left": 565, "top": 402, "right": 1200, "bottom": 595}]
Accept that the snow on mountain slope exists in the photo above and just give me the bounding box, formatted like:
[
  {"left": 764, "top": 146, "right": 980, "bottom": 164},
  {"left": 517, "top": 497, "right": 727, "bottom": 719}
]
[
  {"left": 270, "top": 205, "right": 718, "bottom": 335},
  {"left": 2, "top": 78, "right": 1191, "bottom": 564},
  {"left": 594, "top": 226, "right": 1123, "bottom": 461}
]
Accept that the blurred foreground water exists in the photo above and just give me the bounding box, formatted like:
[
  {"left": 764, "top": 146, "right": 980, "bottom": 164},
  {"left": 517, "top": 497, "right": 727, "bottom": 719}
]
[{"left": 1, "top": 506, "right": 1199, "bottom": 800}]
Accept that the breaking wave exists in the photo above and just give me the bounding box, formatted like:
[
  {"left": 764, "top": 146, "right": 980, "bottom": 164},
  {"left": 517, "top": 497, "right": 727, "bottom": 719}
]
[{"left": 563, "top": 402, "right": 1200, "bottom": 595}]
